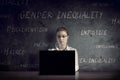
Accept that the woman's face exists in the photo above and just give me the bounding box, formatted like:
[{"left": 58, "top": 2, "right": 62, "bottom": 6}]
[{"left": 56, "top": 30, "right": 69, "bottom": 47}]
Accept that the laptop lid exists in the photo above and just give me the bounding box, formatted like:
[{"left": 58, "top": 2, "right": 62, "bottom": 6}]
[{"left": 39, "top": 50, "right": 75, "bottom": 75}]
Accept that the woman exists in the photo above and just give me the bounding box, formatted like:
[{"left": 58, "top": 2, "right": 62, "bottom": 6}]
[{"left": 49, "top": 27, "right": 79, "bottom": 72}]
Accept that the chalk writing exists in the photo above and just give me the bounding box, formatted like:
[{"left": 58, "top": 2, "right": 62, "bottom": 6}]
[
  {"left": 7, "top": 25, "right": 48, "bottom": 33},
  {"left": 0, "top": 48, "right": 25, "bottom": 56},
  {"left": 79, "top": 57, "right": 116, "bottom": 63},
  {"left": 90, "top": 3, "right": 113, "bottom": 7},
  {"left": 112, "top": 18, "right": 120, "bottom": 25},
  {"left": 19, "top": 11, "right": 53, "bottom": 19},
  {"left": 96, "top": 45, "right": 117, "bottom": 48},
  {"left": 88, "top": 58, "right": 116, "bottom": 63},
  {"left": 80, "top": 30, "right": 107, "bottom": 36},
  {"left": 0, "top": 0, "right": 29, "bottom": 6},
  {"left": 33, "top": 42, "right": 48, "bottom": 48},
  {"left": 20, "top": 64, "right": 39, "bottom": 68},
  {"left": 57, "top": 11, "right": 103, "bottom": 19}
]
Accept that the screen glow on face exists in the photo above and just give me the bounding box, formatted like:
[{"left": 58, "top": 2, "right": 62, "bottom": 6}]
[{"left": 56, "top": 31, "right": 69, "bottom": 47}]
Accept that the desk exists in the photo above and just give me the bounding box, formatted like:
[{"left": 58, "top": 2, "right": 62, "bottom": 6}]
[{"left": 0, "top": 71, "right": 120, "bottom": 80}]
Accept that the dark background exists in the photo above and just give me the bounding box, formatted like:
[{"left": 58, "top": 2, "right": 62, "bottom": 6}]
[{"left": 0, "top": 0, "right": 120, "bottom": 72}]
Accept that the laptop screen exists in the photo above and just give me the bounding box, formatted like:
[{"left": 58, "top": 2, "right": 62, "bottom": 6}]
[{"left": 39, "top": 51, "right": 75, "bottom": 75}]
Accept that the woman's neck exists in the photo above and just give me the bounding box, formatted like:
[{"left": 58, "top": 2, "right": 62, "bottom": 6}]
[{"left": 57, "top": 44, "right": 67, "bottom": 50}]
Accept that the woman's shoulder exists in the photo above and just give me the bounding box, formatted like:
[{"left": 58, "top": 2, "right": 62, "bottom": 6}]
[
  {"left": 67, "top": 46, "right": 77, "bottom": 51},
  {"left": 48, "top": 46, "right": 77, "bottom": 51},
  {"left": 48, "top": 48, "right": 56, "bottom": 51}
]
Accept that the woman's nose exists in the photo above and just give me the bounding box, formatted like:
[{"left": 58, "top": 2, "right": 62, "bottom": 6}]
[{"left": 59, "top": 37, "right": 63, "bottom": 40}]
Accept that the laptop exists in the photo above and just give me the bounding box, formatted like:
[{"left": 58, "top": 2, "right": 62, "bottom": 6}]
[{"left": 39, "top": 50, "right": 75, "bottom": 75}]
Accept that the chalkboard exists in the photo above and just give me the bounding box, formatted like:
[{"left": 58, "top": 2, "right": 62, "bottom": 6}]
[{"left": 0, "top": 0, "right": 120, "bottom": 71}]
